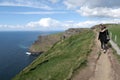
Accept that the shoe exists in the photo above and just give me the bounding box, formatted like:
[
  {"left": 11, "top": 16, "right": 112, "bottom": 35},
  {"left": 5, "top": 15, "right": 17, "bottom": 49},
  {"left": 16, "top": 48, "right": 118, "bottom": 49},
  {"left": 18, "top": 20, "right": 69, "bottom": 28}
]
[{"left": 103, "top": 50, "right": 106, "bottom": 53}]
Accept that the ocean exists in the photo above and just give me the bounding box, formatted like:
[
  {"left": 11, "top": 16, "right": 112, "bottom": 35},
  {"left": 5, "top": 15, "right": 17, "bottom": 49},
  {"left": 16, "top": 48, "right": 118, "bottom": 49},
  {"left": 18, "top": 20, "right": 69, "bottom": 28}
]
[{"left": 0, "top": 31, "right": 60, "bottom": 80}]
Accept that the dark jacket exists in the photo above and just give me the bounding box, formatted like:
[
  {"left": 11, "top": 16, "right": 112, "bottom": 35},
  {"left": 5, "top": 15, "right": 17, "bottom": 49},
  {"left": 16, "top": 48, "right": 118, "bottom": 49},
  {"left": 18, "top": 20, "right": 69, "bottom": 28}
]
[{"left": 98, "top": 29, "right": 109, "bottom": 43}]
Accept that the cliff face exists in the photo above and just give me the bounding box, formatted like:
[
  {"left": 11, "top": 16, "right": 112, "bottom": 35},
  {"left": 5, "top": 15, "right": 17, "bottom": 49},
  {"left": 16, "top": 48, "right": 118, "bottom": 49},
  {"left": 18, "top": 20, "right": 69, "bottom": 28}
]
[{"left": 29, "top": 28, "right": 85, "bottom": 54}]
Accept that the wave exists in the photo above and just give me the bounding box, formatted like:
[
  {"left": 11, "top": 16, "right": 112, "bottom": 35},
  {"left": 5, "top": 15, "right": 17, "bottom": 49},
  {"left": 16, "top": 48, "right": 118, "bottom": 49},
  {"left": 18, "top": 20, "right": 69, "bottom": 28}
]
[{"left": 26, "top": 52, "right": 31, "bottom": 55}]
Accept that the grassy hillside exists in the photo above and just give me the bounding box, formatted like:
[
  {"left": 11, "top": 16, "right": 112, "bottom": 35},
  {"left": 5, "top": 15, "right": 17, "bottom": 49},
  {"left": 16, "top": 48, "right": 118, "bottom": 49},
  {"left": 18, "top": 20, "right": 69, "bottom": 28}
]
[
  {"left": 29, "top": 33, "right": 62, "bottom": 53},
  {"left": 108, "top": 24, "right": 120, "bottom": 47},
  {"left": 108, "top": 24, "right": 120, "bottom": 63},
  {"left": 13, "top": 29, "right": 94, "bottom": 80}
]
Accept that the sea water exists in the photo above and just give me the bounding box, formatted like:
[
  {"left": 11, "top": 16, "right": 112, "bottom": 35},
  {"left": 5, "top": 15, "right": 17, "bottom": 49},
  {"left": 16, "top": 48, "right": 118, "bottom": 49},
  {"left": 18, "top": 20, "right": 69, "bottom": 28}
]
[{"left": 0, "top": 31, "right": 60, "bottom": 80}]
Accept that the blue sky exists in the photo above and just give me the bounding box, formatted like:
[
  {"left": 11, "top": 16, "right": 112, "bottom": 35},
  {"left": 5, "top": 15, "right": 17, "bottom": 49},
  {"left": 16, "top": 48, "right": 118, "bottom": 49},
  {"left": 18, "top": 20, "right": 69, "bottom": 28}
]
[{"left": 0, "top": 0, "right": 120, "bottom": 31}]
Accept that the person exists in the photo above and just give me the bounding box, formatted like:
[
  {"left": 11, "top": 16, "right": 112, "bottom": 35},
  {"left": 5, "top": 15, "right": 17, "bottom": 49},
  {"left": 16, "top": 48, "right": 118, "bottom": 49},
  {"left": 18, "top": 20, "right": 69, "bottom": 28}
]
[{"left": 98, "top": 24, "right": 110, "bottom": 53}]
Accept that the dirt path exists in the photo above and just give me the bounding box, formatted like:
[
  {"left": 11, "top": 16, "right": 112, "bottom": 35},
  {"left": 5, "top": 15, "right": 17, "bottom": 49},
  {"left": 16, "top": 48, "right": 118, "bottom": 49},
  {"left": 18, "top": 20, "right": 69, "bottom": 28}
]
[
  {"left": 89, "top": 51, "right": 114, "bottom": 80},
  {"left": 72, "top": 29, "right": 120, "bottom": 80},
  {"left": 89, "top": 29, "right": 114, "bottom": 80}
]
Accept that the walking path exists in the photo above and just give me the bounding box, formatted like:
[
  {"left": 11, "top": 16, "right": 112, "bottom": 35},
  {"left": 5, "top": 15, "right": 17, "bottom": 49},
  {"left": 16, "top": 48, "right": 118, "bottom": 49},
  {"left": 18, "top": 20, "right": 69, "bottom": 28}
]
[
  {"left": 89, "top": 30, "right": 114, "bottom": 80},
  {"left": 72, "top": 29, "right": 120, "bottom": 80}
]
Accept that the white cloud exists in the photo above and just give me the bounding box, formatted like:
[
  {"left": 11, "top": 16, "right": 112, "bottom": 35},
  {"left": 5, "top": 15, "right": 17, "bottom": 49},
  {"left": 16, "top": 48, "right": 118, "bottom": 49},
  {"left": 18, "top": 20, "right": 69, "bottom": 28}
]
[
  {"left": 0, "top": 24, "right": 25, "bottom": 30},
  {"left": 0, "top": 18, "right": 120, "bottom": 31},
  {"left": 26, "top": 18, "right": 60, "bottom": 28},
  {"left": 26, "top": 18, "right": 94, "bottom": 30},
  {"left": 77, "top": 7, "right": 120, "bottom": 18},
  {"left": 0, "top": 0, "right": 120, "bottom": 18},
  {"left": 63, "top": 0, "right": 120, "bottom": 18},
  {"left": 22, "top": 18, "right": 120, "bottom": 30},
  {"left": 63, "top": 0, "right": 87, "bottom": 9},
  {"left": 0, "top": 0, "right": 52, "bottom": 10},
  {"left": 64, "top": 0, "right": 120, "bottom": 9}
]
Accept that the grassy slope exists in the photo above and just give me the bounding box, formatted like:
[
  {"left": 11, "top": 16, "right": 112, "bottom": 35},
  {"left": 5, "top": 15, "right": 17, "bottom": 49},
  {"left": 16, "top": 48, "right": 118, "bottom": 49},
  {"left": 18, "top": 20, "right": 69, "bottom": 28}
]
[
  {"left": 108, "top": 24, "right": 120, "bottom": 47},
  {"left": 108, "top": 24, "right": 120, "bottom": 63},
  {"left": 13, "top": 29, "right": 94, "bottom": 80},
  {"left": 29, "top": 33, "right": 63, "bottom": 53}
]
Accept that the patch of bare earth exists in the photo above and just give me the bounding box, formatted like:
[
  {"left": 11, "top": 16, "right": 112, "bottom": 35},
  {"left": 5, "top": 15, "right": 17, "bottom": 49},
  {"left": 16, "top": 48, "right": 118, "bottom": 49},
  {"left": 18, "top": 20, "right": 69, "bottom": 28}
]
[{"left": 71, "top": 30, "right": 120, "bottom": 80}]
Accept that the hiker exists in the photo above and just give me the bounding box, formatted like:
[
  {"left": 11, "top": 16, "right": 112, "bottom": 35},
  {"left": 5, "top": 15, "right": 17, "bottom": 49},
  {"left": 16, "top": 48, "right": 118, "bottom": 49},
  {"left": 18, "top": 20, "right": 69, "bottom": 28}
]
[{"left": 98, "top": 24, "right": 110, "bottom": 53}]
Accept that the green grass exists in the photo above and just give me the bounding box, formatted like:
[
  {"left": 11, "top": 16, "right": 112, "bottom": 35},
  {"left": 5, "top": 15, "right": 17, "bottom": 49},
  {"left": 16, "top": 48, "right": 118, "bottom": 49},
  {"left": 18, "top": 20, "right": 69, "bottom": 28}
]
[
  {"left": 114, "top": 51, "right": 120, "bottom": 62},
  {"left": 13, "top": 29, "right": 94, "bottom": 80},
  {"left": 29, "top": 32, "right": 62, "bottom": 52},
  {"left": 111, "top": 46, "right": 120, "bottom": 63},
  {"left": 108, "top": 24, "right": 120, "bottom": 47},
  {"left": 108, "top": 24, "right": 120, "bottom": 63}
]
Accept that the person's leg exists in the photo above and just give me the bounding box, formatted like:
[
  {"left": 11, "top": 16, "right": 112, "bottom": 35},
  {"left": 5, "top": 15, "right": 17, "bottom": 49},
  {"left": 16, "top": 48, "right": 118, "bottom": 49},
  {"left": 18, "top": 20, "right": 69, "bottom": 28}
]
[
  {"left": 103, "top": 42, "right": 107, "bottom": 53},
  {"left": 100, "top": 40, "right": 104, "bottom": 50}
]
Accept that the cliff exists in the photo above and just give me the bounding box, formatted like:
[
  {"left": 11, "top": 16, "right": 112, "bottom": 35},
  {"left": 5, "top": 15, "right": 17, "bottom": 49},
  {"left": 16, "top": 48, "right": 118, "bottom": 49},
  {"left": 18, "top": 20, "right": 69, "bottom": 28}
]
[
  {"left": 13, "top": 24, "right": 120, "bottom": 80},
  {"left": 29, "top": 28, "right": 85, "bottom": 54},
  {"left": 13, "top": 28, "right": 94, "bottom": 80}
]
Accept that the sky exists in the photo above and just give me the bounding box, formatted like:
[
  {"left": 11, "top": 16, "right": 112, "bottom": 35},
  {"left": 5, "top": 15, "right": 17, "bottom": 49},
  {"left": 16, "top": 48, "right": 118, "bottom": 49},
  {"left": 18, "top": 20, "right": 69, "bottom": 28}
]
[{"left": 0, "top": 0, "right": 120, "bottom": 31}]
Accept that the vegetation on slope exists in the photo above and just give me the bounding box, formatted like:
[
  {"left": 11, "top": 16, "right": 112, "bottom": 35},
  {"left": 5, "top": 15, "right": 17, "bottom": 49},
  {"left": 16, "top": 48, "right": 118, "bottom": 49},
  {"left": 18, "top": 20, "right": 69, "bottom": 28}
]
[
  {"left": 108, "top": 24, "right": 120, "bottom": 63},
  {"left": 108, "top": 24, "right": 120, "bottom": 47},
  {"left": 13, "top": 29, "right": 94, "bottom": 80},
  {"left": 29, "top": 33, "right": 62, "bottom": 53},
  {"left": 29, "top": 28, "right": 84, "bottom": 54}
]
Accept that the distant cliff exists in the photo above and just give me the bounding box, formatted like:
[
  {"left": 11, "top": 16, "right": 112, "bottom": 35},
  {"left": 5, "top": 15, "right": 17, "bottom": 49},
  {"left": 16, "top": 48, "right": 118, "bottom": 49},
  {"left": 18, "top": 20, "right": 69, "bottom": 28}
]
[{"left": 29, "top": 28, "right": 85, "bottom": 54}]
